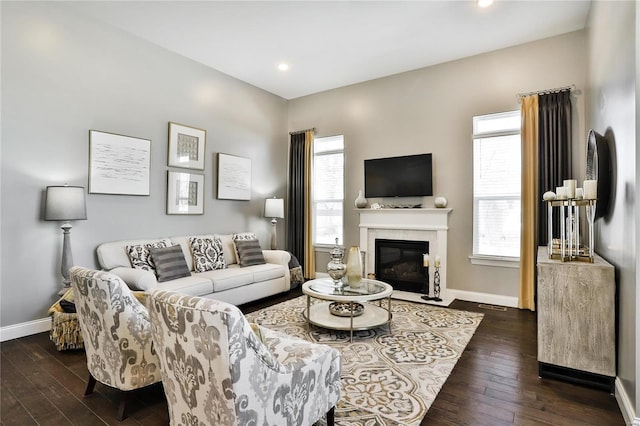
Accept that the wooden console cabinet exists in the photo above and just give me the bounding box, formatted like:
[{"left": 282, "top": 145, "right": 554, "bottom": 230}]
[{"left": 536, "top": 247, "right": 615, "bottom": 391}]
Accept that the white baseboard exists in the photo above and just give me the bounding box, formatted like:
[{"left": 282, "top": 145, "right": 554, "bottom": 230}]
[
  {"left": 447, "top": 289, "right": 519, "bottom": 308},
  {"left": 615, "top": 377, "right": 640, "bottom": 425},
  {"left": 0, "top": 317, "right": 51, "bottom": 342}
]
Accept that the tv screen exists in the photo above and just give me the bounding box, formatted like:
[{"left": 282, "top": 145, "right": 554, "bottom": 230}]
[{"left": 365, "top": 153, "right": 433, "bottom": 198}]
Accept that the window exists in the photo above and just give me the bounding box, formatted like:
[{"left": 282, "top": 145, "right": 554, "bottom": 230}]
[
  {"left": 312, "top": 135, "right": 344, "bottom": 246},
  {"left": 472, "top": 111, "right": 521, "bottom": 262}
]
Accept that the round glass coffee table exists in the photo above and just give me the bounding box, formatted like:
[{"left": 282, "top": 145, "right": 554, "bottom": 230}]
[{"left": 302, "top": 278, "right": 393, "bottom": 342}]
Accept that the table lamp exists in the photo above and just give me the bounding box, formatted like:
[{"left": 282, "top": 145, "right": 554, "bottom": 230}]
[
  {"left": 264, "top": 197, "right": 284, "bottom": 250},
  {"left": 45, "top": 185, "right": 87, "bottom": 293}
]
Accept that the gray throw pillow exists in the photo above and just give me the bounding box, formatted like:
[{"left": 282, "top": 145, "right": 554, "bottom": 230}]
[
  {"left": 149, "top": 245, "right": 191, "bottom": 282},
  {"left": 235, "top": 239, "right": 266, "bottom": 267}
]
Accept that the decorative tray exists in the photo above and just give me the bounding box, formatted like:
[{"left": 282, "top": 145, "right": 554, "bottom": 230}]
[{"left": 329, "top": 301, "right": 365, "bottom": 317}]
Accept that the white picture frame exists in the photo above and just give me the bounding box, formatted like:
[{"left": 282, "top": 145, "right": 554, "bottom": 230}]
[
  {"left": 168, "top": 122, "right": 206, "bottom": 170},
  {"left": 217, "top": 153, "right": 251, "bottom": 200},
  {"left": 89, "top": 130, "right": 151, "bottom": 196},
  {"left": 167, "top": 171, "right": 204, "bottom": 215}
]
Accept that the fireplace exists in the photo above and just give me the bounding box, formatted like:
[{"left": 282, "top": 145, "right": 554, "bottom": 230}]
[
  {"left": 358, "top": 208, "right": 451, "bottom": 305},
  {"left": 375, "top": 239, "right": 429, "bottom": 293}
]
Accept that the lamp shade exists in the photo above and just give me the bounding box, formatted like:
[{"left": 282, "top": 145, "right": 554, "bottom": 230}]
[
  {"left": 264, "top": 198, "right": 284, "bottom": 219},
  {"left": 45, "top": 186, "right": 87, "bottom": 221}
]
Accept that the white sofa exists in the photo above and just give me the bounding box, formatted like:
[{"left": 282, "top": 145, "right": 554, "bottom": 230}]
[{"left": 96, "top": 234, "right": 293, "bottom": 306}]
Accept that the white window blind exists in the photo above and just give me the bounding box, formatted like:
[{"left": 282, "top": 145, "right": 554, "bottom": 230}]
[
  {"left": 472, "top": 111, "right": 521, "bottom": 258},
  {"left": 313, "top": 135, "right": 344, "bottom": 246}
]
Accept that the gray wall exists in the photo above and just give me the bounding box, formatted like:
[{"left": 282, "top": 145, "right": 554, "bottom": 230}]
[
  {"left": 1, "top": 2, "right": 288, "bottom": 327},
  {"left": 586, "top": 0, "right": 638, "bottom": 415},
  {"left": 288, "top": 31, "right": 587, "bottom": 299}
]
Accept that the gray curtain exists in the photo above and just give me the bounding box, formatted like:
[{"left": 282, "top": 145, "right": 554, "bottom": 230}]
[
  {"left": 287, "top": 133, "right": 306, "bottom": 270},
  {"left": 537, "top": 90, "right": 572, "bottom": 245}
]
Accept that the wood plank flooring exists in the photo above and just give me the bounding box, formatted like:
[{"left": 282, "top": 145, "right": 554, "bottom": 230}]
[{"left": 1, "top": 289, "right": 625, "bottom": 425}]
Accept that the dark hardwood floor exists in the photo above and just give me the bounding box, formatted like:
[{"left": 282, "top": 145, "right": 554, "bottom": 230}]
[{"left": 1, "top": 289, "right": 625, "bottom": 425}]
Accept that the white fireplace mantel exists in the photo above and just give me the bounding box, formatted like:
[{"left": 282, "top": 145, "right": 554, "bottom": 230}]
[{"left": 357, "top": 208, "right": 453, "bottom": 305}]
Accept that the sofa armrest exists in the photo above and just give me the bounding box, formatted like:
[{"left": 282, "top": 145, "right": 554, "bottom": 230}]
[
  {"left": 262, "top": 249, "right": 290, "bottom": 266},
  {"left": 262, "top": 250, "right": 292, "bottom": 288},
  {"left": 109, "top": 267, "right": 158, "bottom": 291}
]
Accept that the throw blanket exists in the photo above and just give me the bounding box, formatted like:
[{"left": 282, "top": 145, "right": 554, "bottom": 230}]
[
  {"left": 48, "top": 288, "right": 147, "bottom": 351},
  {"left": 288, "top": 252, "right": 304, "bottom": 288}
]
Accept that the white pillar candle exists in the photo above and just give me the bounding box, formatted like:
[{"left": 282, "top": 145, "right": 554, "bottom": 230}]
[
  {"left": 584, "top": 180, "right": 598, "bottom": 199},
  {"left": 556, "top": 186, "right": 567, "bottom": 200},
  {"left": 563, "top": 179, "right": 577, "bottom": 199},
  {"left": 423, "top": 254, "right": 429, "bottom": 267},
  {"left": 434, "top": 254, "right": 441, "bottom": 267}
]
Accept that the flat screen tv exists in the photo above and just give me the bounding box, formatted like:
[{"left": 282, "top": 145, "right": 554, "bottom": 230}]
[{"left": 364, "top": 153, "right": 433, "bottom": 198}]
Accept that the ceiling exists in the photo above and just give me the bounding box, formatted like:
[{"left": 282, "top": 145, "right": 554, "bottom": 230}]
[{"left": 67, "top": 1, "right": 591, "bottom": 100}]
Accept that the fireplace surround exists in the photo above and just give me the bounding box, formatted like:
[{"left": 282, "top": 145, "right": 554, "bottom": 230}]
[{"left": 358, "top": 207, "right": 452, "bottom": 305}]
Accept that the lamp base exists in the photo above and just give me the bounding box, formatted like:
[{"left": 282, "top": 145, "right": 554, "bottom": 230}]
[{"left": 270, "top": 218, "right": 278, "bottom": 250}]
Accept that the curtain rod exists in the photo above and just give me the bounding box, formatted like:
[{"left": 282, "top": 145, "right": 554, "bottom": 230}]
[
  {"left": 517, "top": 84, "right": 576, "bottom": 101},
  {"left": 289, "top": 127, "right": 316, "bottom": 135}
]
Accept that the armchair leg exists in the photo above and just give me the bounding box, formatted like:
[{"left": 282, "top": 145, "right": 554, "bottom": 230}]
[
  {"left": 326, "top": 406, "right": 335, "bottom": 426},
  {"left": 84, "top": 374, "right": 97, "bottom": 396},
  {"left": 117, "top": 392, "right": 130, "bottom": 421}
]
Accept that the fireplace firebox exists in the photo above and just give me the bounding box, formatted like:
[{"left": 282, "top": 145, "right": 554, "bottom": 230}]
[{"left": 375, "top": 239, "right": 428, "bottom": 293}]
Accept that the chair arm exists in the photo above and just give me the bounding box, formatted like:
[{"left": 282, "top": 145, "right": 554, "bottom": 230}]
[
  {"left": 254, "top": 324, "right": 338, "bottom": 372},
  {"left": 109, "top": 267, "right": 158, "bottom": 291}
]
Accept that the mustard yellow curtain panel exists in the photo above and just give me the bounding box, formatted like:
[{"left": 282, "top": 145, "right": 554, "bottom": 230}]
[
  {"left": 287, "top": 129, "right": 315, "bottom": 279},
  {"left": 519, "top": 95, "right": 538, "bottom": 311},
  {"left": 303, "top": 130, "right": 315, "bottom": 279}
]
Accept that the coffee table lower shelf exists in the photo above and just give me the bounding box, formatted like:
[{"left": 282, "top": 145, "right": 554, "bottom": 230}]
[{"left": 303, "top": 302, "right": 392, "bottom": 340}]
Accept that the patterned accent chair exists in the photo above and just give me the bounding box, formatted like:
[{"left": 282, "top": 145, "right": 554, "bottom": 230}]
[
  {"left": 148, "top": 289, "right": 342, "bottom": 426},
  {"left": 70, "top": 266, "right": 161, "bottom": 420}
]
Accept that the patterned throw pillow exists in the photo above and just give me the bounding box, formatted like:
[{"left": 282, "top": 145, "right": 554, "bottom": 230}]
[
  {"left": 126, "top": 241, "right": 168, "bottom": 271},
  {"left": 189, "top": 236, "right": 226, "bottom": 272},
  {"left": 234, "top": 239, "right": 266, "bottom": 267},
  {"left": 232, "top": 232, "right": 258, "bottom": 261},
  {"left": 149, "top": 245, "right": 191, "bottom": 282}
]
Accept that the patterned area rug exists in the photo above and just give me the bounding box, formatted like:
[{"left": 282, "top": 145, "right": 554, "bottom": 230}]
[{"left": 245, "top": 296, "right": 483, "bottom": 426}]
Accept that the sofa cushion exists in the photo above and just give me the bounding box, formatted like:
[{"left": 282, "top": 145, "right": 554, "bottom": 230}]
[
  {"left": 251, "top": 263, "right": 287, "bottom": 283},
  {"left": 190, "top": 236, "right": 226, "bottom": 272},
  {"left": 235, "top": 239, "right": 266, "bottom": 266},
  {"left": 150, "top": 245, "right": 191, "bottom": 282},
  {"left": 196, "top": 263, "right": 285, "bottom": 293},
  {"left": 97, "top": 238, "right": 173, "bottom": 271},
  {"left": 214, "top": 234, "right": 237, "bottom": 265},
  {"left": 155, "top": 275, "right": 214, "bottom": 297},
  {"left": 126, "top": 241, "right": 168, "bottom": 271}
]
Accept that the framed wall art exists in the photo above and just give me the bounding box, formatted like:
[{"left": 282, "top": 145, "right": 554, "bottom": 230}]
[
  {"left": 167, "top": 171, "right": 204, "bottom": 215},
  {"left": 168, "top": 122, "right": 206, "bottom": 170},
  {"left": 89, "top": 130, "right": 151, "bottom": 195},
  {"left": 217, "top": 153, "right": 251, "bottom": 200}
]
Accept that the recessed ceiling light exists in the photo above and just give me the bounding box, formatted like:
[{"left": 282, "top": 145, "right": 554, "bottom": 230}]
[
  {"left": 277, "top": 63, "right": 289, "bottom": 71},
  {"left": 478, "top": 0, "right": 494, "bottom": 8}
]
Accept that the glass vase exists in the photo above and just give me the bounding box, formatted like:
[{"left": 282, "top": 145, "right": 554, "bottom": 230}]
[{"left": 346, "top": 246, "right": 363, "bottom": 288}]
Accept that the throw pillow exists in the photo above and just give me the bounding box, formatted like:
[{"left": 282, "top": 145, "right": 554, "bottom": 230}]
[
  {"left": 189, "top": 236, "right": 226, "bottom": 272},
  {"left": 232, "top": 232, "right": 258, "bottom": 261},
  {"left": 235, "top": 239, "right": 266, "bottom": 267},
  {"left": 126, "top": 241, "right": 168, "bottom": 271},
  {"left": 149, "top": 245, "right": 191, "bottom": 283}
]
